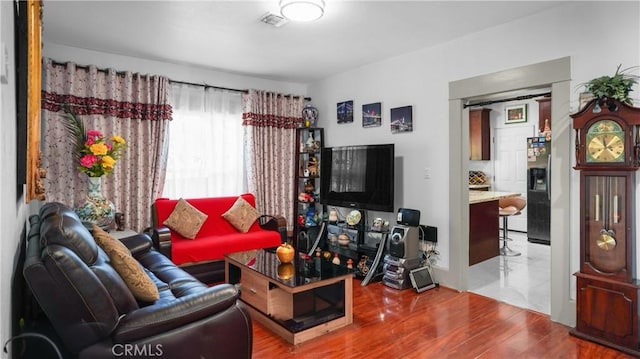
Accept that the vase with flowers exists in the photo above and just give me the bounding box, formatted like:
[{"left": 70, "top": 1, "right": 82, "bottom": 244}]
[{"left": 63, "top": 111, "right": 127, "bottom": 229}]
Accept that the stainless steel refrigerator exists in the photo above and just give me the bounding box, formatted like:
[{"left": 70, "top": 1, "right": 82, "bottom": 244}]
[{"left": 526, "top": 136, "right": 550, "bottom": 244}]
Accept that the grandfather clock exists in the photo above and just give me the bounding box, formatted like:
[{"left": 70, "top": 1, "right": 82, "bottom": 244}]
[{"left": 571, "top": 98, "right": 640, "bottom": 356}]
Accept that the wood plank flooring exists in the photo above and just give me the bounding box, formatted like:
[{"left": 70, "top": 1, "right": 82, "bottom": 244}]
[{"left": 251, "top": 279, "right": 635, "bottom": 358}]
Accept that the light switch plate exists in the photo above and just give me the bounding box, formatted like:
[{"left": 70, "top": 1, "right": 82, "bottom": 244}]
[
  {"left": 423, "top": 167, "right": 432, "bottom": 179},
  {"left": 0, "top": 42, "right": 8, "bottom": 84}
]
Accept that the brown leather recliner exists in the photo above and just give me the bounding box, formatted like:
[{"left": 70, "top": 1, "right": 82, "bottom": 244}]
[{"left": 23, "top": 202, "right": 252, "bottom": 358}]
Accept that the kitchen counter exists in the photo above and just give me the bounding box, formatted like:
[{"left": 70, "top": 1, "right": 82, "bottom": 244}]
[
  {"left": 468, "top": 190, "right": 520, "bottom": 266},
  {"left": 469, "top": 190, "right": 521, "bottom": 204}
]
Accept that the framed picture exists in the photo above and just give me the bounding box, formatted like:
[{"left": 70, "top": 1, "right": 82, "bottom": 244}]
[
  {"left": 337, "top": 100, "right": 354, "bottom": 123},
  {"left": 25, "top": 0, "right": 45, "bottom": 202},
  {"left": 505, "top": 104, "right": 527, "bottom": 124},
  {"left": 390, "top": 105, "right": 413, "bottom": 133},
  {"left": 362, "top": 102, "right": 382, "bottom": 128}
]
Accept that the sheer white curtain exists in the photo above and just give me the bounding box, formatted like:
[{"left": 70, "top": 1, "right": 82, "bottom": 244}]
[{"left": 163, "top": 83, "right": 244, "bottom": 198}]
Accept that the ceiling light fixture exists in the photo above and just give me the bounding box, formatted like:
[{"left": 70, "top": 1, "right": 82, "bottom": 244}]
[{"left": 279, "top": 0, "right": 325, "bottom": 22}]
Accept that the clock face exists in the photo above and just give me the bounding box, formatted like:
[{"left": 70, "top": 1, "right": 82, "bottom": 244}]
[{"left": 586, "top": 119, "right": 625, "bottom": 163}]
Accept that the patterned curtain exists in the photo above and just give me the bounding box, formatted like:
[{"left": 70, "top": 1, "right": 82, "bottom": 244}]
[
  {"left": 41, "top": 58, "right": 172, "bottom": 232},
  {"left": 242, "top": 89, "right": 303, "bottom": 230}
]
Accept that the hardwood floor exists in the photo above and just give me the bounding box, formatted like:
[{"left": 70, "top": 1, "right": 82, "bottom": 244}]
[{"left": 251, "top": 279, "right": 634, "bottom": 358}]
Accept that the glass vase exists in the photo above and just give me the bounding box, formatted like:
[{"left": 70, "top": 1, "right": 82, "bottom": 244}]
[{"left": 75, "top": 176, "right": 115, "bottom": 229}]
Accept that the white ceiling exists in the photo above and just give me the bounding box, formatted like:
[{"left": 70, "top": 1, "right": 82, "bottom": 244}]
[{"left": 42, "top": 1, "right": 566, "bottom": 83}]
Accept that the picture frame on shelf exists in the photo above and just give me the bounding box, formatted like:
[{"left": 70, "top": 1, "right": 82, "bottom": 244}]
[
  {"left": 337, "top": 100, "right": 354, "bottom": 124},
  {"left": 362, "top": 102, "right": 382, "bottom": 128},
  {"left": 390, "top": 105, "right": 413, "bottom": 133},
  {"left": 505, "top": 104, "right": 527, "bottom": 124}
]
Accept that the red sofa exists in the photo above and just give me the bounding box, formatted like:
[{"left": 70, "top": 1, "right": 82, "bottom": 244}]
[{"left": 151, "top": 193, "right": 285, "bottom": 283}]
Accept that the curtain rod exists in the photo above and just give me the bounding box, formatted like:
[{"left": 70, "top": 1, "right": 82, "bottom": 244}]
[
  {"left": 49, "top": 60, "right": 311, "bottom": 101},
  {"left": 168, "top": 79, "right": 311, "bottom": 101},
  {"left": 464, "top": 92, "right": 551, "bottom": 108}
]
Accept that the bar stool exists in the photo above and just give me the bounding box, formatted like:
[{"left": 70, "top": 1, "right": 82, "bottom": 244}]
[{"left": 498, "top": 196, "right": 526, "bottom": 256}]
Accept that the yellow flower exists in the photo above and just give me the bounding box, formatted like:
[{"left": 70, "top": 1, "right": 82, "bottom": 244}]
[
  {"left": 90, "top": 143, "right": 108, "bottom": 156},
  {"left": 111, "top": 135, "right": 126, "bottom": 145},
  {"left": 101, "top": 155, "right": 115, "bottom": 169}
]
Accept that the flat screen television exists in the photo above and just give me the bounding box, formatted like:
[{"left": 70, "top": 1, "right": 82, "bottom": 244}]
[{"left": 320, "top": 144, "right": 394, "bottom": 212}]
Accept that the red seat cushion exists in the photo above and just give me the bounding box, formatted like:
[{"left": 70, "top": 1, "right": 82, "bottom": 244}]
[{"left": 171, "top": 231, "right": 281, "bottom": 265}]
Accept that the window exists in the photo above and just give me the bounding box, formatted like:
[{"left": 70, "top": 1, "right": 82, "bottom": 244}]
[{"left": 162, "top": 84, "right": 245, "bottom": 198}]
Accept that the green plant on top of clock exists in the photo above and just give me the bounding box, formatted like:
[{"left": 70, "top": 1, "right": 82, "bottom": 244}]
[{"left": 582, "top": 64, "right": 639, "bottom": 105}]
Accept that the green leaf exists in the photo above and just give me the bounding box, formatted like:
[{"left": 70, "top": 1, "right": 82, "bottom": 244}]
[{"left": 61, "top": 109, "right": 87, "bottom": 162}]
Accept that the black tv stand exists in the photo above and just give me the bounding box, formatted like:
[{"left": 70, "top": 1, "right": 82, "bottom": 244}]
[{"left": 323, "top": 209, "right": 388, "bottom": 286}]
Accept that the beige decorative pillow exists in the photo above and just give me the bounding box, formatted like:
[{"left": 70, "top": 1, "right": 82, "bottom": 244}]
[
  {"left": 162, "top": 198, "right": 208, "bottom": 239},
  {"left": 222, "top": 196, "right": 260, "bottom": 233},
  {"left": 92, "top": 225, "right": 159, "bottom": 302}
]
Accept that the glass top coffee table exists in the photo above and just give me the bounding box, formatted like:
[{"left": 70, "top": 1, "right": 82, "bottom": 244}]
[{"left": 225, "top": 248, "right": 354, "bottom": 344}]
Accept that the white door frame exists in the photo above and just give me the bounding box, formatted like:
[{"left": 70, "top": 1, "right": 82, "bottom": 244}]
[{"left": 440, "top": 57, "right": 573, "bottom": 326}]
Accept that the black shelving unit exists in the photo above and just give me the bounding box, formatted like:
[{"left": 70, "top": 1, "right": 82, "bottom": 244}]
[{"left": 293, "top": 128, "right": 325, "bottom": 254}]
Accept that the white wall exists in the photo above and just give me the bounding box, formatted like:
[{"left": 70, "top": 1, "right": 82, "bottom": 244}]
[
  {"left": 308, "top": 2, "right": 640, "bottom": 275},
  {"left": 43, "top": 43, "right": 308, "bottom": 96},
  {"left": 0, "top": 2, "right": 30, "bottom": 357}
]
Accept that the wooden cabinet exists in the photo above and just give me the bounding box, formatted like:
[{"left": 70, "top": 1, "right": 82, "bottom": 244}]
[
  {"left": 573, "top": 273, "right": 640, "bottom": 355},
  {"left": 469, "top": 108, "right": 491, "bottom": 160},
  {"left": 536, "top": 97, "right": 551, "bottom": 133},
  {"left": 469, "top": 200, "right": 499, "bottom": 265}
]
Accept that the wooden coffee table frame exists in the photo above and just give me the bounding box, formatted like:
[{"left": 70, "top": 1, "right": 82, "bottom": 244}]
[{"left": 225, "top": 251, "right": 353, "bottom": 344}]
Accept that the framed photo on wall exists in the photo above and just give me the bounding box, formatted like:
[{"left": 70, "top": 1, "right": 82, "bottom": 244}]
[
  {"left": 362, "top": 102, "right": 382, "bottom": 127},
  {"left": 337, "top": 100, "right": 354, "bottom": 123},
  {"left": 390, "top": 105, "right": 412, "bottom": 133},
  {"left": 505, "top": 104, "right": 527, "bottom": 124}
]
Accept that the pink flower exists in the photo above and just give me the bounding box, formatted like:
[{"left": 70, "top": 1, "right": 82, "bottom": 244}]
[
  {"left": 79, "top": 154, "right": 97, "bottom": 168},
  {"left": 87, "top": 130, "right": 103, "bottom": 138},
  {"left": 85, "top": 137, "right": 95, "bottom": 146}
]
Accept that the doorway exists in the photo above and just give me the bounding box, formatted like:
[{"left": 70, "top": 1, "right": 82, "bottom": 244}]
[
  {"left": 469, "top": 104, "right": 551, "bottom": 314},
  {"left": 467, "top": 97, "right": 547, "bottom": 313},
  {"left": 443, "top": 57, "right": 574, "bottom": 326}
]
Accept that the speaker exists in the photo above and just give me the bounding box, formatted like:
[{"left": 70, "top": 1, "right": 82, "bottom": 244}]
[
  {"left": 389, "top": 225, "right": 420, "bottom": 259},
  {"left": 397, "top": 208, "right": 420, "bottom": 226}
]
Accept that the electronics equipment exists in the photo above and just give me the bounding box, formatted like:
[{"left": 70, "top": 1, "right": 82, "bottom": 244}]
[
  {"left": 409, "top": 266, "right": 437, "bottom": 293},
  {"left": 382, "top": 255, "right": 420, "bottom": 290},
  {"left": 388, "top": 225, "right": 419, "bottom": 259},
  {"left": 320, "top": 144, "right": 395, "bottom": 212},
  {"left": 419, "top": 225, "right": 437, "bottom": 243},
  {"left": 396, "top": 208, "right": 420, "bottom": 226}
]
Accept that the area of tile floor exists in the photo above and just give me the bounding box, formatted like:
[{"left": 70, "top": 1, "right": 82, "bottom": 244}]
[{"left": 469, "top": 231, "right": 550, "bottom": 314}]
